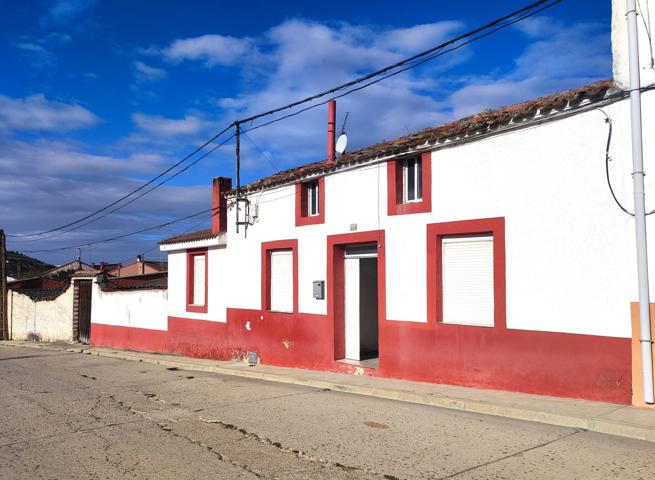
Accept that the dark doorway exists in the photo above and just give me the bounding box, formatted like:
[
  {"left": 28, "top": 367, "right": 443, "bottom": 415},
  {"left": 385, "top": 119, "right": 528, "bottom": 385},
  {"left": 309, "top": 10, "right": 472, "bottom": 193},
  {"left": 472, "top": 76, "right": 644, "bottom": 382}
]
[
  {"left": 77, "top": 280, "right": 92, "bottom": 344},
  {"left": 344, "top": 244, "right": 379, "bottom": 365}
]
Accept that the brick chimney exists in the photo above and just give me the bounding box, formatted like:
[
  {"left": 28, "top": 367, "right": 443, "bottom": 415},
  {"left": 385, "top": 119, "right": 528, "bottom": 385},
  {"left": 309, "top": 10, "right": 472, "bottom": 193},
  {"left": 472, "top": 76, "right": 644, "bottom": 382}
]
[
  {"left": 327, "top": 100, "right": 336, "bottom": 163},
  {"left": 212, "top": 176, "right": 232, "bottom": 234}
]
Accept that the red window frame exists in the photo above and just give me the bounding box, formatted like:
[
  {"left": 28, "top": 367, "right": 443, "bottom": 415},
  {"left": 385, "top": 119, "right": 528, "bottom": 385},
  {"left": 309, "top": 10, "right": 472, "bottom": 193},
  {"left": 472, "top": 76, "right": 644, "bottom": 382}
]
[
  {"left": 261, "top": 239, "right": 298, "bottom": 313},
  {"left": 426, "top": 217, "right": 506, "bottom": 328},
  {"left": 387, "top": 151, "right": 432, "bottom": 216},
  {"left": 186, "top": 248, "right": 208, "bottom": 313},
  {"left": 295, "top": 177, "right": 325, "bottom": 226}
]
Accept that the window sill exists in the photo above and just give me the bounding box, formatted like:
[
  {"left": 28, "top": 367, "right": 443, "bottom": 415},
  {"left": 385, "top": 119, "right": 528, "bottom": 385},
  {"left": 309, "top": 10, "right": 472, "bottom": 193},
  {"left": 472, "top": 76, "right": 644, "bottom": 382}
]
[
  {"left": 186, "top": 305, "right": 208, "bottom": 314},
  {"left": 389, "top": 200, "right": 431, "bottom": 216}
]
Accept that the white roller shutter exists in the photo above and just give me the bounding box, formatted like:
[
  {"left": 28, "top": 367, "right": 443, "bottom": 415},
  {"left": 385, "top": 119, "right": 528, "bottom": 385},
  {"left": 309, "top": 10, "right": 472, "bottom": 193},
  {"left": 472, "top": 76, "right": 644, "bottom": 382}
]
[
  {"left": 442, "top": 235, "right": 494, "bottom": 326},
  {"left": 192, "top": 255, "right": 206, "bottom": 306},
  {"left": 270, "top": 250, "right": 293, "bottom": 312}
]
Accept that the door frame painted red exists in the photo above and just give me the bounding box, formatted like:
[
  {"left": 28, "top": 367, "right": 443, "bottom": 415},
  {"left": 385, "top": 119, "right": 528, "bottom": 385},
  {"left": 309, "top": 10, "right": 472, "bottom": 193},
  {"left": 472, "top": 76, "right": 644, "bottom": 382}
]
[
  {"left": 186, "top": 248, "right": 208, "bottom": 313},
  {"left": 327, "top": 230, "right": 386, "bottom": 361}
]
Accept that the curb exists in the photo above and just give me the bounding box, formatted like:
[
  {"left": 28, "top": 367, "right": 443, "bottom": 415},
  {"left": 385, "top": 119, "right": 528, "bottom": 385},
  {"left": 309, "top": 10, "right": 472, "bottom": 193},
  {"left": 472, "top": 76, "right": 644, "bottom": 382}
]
[{"left": 2, "top": 341, "right": 654, "bottom": 443}]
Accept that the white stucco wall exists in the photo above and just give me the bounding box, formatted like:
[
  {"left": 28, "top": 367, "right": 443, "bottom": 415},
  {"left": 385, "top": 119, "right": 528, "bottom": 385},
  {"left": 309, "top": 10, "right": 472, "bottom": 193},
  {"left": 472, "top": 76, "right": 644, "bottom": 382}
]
[
  {"left": 612, "top": 0, "right": 655, "bottom": 89},
  {"left": 164, "top": 88, "right": 655, "bottom": 339},
  {"left": 91, "top": 283, "right": 168, "bottom": 331},
  {"left": 8, "top": 287, "right": 74, "bottom": 341}
]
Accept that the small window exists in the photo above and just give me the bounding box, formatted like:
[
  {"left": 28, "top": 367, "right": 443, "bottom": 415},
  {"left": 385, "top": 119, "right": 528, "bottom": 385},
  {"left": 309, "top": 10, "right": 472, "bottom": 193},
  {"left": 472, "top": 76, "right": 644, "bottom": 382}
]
[
  {"left": 307, "top": 180, "right": 319, "bottom": 216},
  {"left": 403, "top": 157, "right": 423, "bottom": 203},
  {"left": 270, "top": 250, "right": 293, "bottom": 312},
  {"left": 187, "top": 250, "right": 207, "bottom": 313},
  {"left": 296, "top": 178, "right": 324, "bottom": 226},
  {"left": 441, "top": 235, "right": 494, "bottom": 327},
  {"left": 192, "top": 255, "right": 206, "bottom": 306}
]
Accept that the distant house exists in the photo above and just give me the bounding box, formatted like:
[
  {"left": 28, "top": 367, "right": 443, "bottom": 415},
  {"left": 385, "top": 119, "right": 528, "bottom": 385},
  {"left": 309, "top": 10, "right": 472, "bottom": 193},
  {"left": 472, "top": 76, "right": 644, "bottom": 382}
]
[
  {"left": 105, "top": 255, "right": 167, "bottom": 277},
  {"left": 39, "top": 259, "right": 96, "bottom": 282}
]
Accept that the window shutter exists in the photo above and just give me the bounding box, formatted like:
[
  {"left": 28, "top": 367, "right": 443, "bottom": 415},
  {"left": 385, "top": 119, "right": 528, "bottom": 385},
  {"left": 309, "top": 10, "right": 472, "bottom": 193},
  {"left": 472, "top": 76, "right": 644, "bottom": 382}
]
[
  {"left": 193, "top": 255, "right": 206, "bottom": 306},
  {"left": 442, "top": 235, "right": 494, "bottom": 326},
  {"left": 270, "top": 250, "right": 293, "bottom": 312}
]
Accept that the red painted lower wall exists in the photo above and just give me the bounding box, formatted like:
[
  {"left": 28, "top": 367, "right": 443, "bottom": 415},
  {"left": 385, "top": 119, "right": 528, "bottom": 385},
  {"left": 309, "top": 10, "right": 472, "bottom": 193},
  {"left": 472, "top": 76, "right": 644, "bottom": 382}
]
[
  {"left": 378, "top": 321, "right": 631, "bottom": 404},
  {"left": 91, "top": 310, "right": 632, "bottom": 404}
]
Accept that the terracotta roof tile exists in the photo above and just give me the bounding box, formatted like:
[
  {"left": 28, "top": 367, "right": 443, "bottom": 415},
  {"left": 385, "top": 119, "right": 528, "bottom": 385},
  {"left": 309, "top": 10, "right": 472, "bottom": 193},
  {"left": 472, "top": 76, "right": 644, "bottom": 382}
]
[
  {"left": 232, "top": 79, "right": 614, "bottom": 194},
  {"left": 99, "top": 271, "right": 168, "bottom": 291},
  {"left": 159, "top": 228, "right": 217, "bottom": 246},
  {"left": 159, "top": 80, "right": 614, "bottom": 245}
]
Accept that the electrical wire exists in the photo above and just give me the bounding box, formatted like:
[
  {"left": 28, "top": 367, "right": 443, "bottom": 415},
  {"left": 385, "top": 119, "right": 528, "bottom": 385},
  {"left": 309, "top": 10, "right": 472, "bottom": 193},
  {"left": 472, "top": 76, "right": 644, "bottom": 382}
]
[
  {"left": 7, "top": 124, "right": 235, "bottom": 238},
  {"left": 19, "top": 207, "right": 222, "bottom": 254},
  {"left": 10, "top": 133, "right": 235, "bottom": 244},
  {"left": 600, "top": 108, "right": 655, "bottom": 216},
  {"left": 242, "top": 132, "right": 282, "bottom": 172},
  {"left": 236, "top": 0, "right": 560, "bottom": 126},
  {"left": 240, "top": 1, "right": 563, "bottom": 136},
  {"left": 638, "top": 0, "right": 655, "bottom": 69},
  {"left": 8, "top": 0, "right": 562, "bottom": 244},
  {"left": 113, "top": 216, "right": 212, "bottom": 265}
]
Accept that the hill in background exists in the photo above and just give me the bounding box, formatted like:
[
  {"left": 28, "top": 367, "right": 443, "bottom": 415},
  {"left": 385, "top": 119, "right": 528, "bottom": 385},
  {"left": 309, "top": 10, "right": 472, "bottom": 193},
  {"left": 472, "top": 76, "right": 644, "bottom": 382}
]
[{"left": 6, "top": 251, "right": 55, "bottom": 279}]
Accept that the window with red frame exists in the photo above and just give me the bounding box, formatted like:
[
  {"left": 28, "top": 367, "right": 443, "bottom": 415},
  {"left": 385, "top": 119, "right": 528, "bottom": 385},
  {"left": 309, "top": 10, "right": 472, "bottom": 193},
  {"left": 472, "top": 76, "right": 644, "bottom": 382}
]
[
  {"left": 387, "top": 151, "right": 431, "bottom": 215},
  {"left": 186, "top": 250, "right": 207, "bottom": 313},
  {"left": 261, "top": 240, "right": 298, "bottom": 313},
  {"left": 295, "top": 177, "right": 325, "bottom": 226}
]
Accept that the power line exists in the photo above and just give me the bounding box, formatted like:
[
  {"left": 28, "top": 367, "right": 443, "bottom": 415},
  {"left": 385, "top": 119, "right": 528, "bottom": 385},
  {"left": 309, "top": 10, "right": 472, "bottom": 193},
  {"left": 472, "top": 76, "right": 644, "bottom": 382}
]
[
  {"left": 10, "top": 133, "right": 235, "bottom": 244},
  {"left": 114, "top": 216, "right": 211, "bottom": 265},
  {"left": 241, "top": 0, "right": 562, "bottom": 135},
  {"left": 18, "top": 207, "right": 221, "bottom": 254},
  {"left": 236, "top": 0, "right": 561, "bottom": 127},
  {"left": 8, "top": 0, "right": 562, "bottom": 244},
  {"left": 7, "top": 124, "right": 234, "bottom": 238},
  {"left": 242, "top": 132, "right": 282, "bottom": 172}
]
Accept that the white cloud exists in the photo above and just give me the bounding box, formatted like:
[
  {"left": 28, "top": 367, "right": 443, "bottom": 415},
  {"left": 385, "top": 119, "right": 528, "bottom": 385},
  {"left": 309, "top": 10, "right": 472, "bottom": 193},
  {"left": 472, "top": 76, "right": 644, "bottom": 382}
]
[
  {"left": 47, "top": 0, "right": 96, "bottom": 24},
  {"left": 377, "top": 21, "right": 464, "bottom": 53},
  {"left": 445, "top": 17, "right": 610, "bottom": 118},
  {"left": 0, "top": 94, "right": 99, "bottom": 132},
  {"left": 133, "top": 61, "right": 167, "bottom": 82},
  {"left": 132, "top": 112, "right": 210, "bottom": 137},
  {"left": 162, "top": 34, "right": 251, "bottom": 67},
  {"left": 0, "top": 134, "right": 208, "bottom": 265},
  {"left": 14, "top": 42, "right": 55, "bottom": 67}
]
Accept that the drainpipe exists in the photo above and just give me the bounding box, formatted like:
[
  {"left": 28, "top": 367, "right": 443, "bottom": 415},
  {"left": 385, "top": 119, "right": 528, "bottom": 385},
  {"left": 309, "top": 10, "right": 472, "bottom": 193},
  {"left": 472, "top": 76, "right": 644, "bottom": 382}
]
[
  {"left": 627, "top": 0, "right": 654, "bottom": 404},
  {"left": 327, "top": 100, "right": 336, "bottom": 163}
]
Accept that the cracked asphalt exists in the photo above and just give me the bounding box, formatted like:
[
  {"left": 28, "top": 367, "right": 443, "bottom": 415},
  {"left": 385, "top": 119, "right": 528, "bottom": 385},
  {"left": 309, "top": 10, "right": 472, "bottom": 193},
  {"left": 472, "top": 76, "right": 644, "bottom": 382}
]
[{"left": 0, "top": 346, "right": 654, "bottom": 479}]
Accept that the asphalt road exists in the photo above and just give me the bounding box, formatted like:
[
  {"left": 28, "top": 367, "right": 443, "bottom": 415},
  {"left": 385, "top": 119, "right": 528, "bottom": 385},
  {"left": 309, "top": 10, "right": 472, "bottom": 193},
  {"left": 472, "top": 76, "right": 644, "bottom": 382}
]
[{"left": 0, "top": 345, "right": 654, "bottom": 479}]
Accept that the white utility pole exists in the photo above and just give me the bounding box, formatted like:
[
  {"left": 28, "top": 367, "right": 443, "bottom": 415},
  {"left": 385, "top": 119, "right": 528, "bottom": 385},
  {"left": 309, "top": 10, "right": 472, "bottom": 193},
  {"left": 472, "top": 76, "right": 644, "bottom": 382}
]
[{"left": 627, "top": 0, "right": 654, "bottom": 404}]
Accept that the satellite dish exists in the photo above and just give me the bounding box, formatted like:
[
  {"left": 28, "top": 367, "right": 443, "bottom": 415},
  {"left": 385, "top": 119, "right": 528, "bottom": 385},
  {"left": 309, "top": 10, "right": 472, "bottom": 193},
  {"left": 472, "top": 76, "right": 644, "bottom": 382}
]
[{"left": 335, "top": 133, "right": 348, "bottom": 155}]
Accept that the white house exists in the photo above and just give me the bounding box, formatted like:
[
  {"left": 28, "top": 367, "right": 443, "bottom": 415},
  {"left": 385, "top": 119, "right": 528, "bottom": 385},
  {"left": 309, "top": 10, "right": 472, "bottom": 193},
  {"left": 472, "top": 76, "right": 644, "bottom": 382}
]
[{"left": 91, "top": 0, "right": 655, "bottom": 405}]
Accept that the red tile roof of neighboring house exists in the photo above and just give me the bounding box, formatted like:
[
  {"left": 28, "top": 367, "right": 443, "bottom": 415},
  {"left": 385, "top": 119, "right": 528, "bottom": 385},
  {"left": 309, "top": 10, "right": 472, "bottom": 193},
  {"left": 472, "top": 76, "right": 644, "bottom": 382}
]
[
  {"left": 159, "top": 228, "right": 217, "bottom": 245},
  {"left": 99, "top": 271, "right": 168, "bottom": 291},
  {"left": 160, "top": 79, "right": 615, "bottom": 245}
]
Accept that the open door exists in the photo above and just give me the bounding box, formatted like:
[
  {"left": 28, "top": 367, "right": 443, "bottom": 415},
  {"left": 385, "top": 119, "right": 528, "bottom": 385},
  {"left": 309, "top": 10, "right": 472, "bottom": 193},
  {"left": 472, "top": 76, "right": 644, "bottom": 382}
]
[{"left": 343, "top": 244, "right": 379, "bottom": 363}]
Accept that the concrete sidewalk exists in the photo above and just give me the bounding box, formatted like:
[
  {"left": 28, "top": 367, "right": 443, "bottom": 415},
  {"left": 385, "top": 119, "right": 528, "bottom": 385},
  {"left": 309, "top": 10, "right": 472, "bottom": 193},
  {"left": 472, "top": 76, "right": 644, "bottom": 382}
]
[{"left": 3, "top": 340, "right": 655, "bottom": 443}]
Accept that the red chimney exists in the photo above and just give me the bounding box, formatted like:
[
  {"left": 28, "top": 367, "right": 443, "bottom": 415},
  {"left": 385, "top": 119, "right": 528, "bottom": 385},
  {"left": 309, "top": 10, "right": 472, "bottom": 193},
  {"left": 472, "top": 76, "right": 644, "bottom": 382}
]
[
  {"left": 327, "top": 100, "right": 336, "bottom": 163},
  {"left": 212, "top": 176, "right": 232, "bottom": 234}
]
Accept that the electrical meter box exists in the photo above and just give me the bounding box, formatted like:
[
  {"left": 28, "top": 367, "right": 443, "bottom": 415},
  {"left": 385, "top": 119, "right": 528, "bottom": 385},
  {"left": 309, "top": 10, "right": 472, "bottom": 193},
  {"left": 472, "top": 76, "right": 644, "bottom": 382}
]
[{"left": 312, "top": 280, "right": 325, "bottom": 300}]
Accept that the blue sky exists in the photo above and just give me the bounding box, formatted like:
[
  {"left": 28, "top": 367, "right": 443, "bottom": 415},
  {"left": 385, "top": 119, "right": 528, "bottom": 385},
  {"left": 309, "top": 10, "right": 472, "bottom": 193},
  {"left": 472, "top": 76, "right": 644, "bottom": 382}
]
[{"left": 1, "top": 0, "right": 611, "bottom": 265}]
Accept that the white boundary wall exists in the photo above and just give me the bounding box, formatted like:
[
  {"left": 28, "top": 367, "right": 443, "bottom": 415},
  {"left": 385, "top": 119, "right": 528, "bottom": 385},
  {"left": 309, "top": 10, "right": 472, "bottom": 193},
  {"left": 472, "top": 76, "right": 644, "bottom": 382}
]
[
  {"left": 91, "top": 282, "right": 168, "bottom": 331},
  {"left": 8, "top": 287, "right": 74, "bottom": 341}
]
